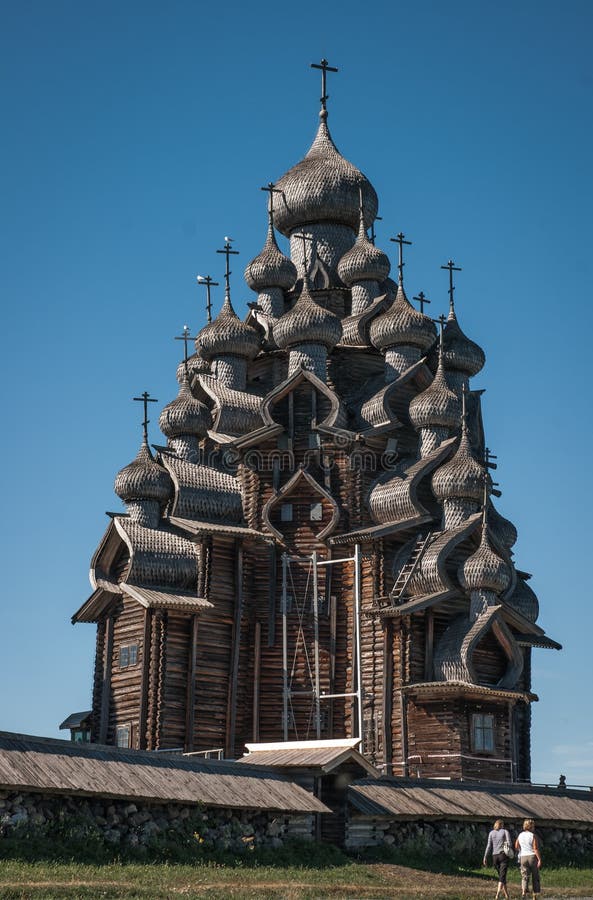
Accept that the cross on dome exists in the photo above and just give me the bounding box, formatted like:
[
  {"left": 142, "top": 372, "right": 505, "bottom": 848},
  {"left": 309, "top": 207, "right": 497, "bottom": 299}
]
[
  {"left": 174, "top": 324, "right": 197, "bottom": 369},
  {"left": 196, "top": 275, "right": 219, "bottom": 324},
  {"left": 217, "top": 240, "right": 239, "bottom": 301},
  {"left": 441, "top": 259, "right": 462, "bottom": 314},
  {"left": 310, "top": 58, "right": 338, "bottom": 112},
  {"left": 414, "top": 291, "right": 431, "bottom": 314},
  {"left": 260, "top": 181, "right": 283, "bottom": 229},
  {"left": 390, "top": 232, "right": 412, "bottom": 285},
  {"left": 132, "top": 391, "right": 158, "bottom": 444}
]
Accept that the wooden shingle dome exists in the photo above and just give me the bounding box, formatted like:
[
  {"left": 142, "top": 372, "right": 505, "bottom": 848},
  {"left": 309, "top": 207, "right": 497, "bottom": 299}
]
[
  {"left": 274, "top": 110, "right": 378, "bottom": 235},
  {"left": 114, "top": 440, "right": 172, "bottom": 504},
  {"left": 459, "top": 524, "right": 512, "bottom": 595},
  {"left": 370, "top": 283, "right": 436, "bottom": 351},
  {"left": 245, "top": 221, "right": 297, "bottom": 292},
  {"left": 197, "top": 296, "right": 261, "bottom": 361},
  {"left": 273, "top": 279, "right": 342, "bottom": 350}
]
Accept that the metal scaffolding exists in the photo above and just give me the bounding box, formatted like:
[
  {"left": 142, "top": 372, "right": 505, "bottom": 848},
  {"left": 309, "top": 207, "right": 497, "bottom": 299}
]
[{"left": 281, "top": 545, "right": 363, "bottom": 746}]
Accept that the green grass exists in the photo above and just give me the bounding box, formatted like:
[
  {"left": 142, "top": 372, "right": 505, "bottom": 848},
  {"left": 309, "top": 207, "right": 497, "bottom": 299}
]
[{"left": 0, "top": 856, "right": 592, "bottom": 899}]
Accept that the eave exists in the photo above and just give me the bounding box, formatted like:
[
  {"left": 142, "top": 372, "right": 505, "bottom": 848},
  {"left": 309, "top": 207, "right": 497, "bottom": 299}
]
[{"left": 402, "top": 680, "right": 537, "bottom": 704}]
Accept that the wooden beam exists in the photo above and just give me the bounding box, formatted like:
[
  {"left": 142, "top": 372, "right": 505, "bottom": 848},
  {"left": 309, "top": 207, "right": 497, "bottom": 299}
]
[
  {"left": 226, "top": 543, "right": 243, "bottom": 758},
  {"left": 424, "top": 610, "right": 434, "bottom": 682},
  {"left": 185, "top": 615, "right": 199, "bottom": 752},
  {"left": 99, "top": 615, "right": 114, "bottom": 744},
  {"left": 252, "top": 621, "right": 261, "bottom": 742},
  {"left": 137, "top": 609, "right": 152, "bottom": 749},
  {"left": 382, "top": 619, "right": 393, "bottom": 767},
  {"left": 267, "top": 544, "right": 277, "bottom": 647}
]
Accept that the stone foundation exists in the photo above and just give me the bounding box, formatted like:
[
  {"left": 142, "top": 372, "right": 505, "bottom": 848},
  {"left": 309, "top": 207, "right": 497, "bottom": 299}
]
[
  {"left": 347, "top": 817, "right": 593, "bottom": 862},
  {"left": 0, "top": 789, "right": 313, "bottom": 854}
]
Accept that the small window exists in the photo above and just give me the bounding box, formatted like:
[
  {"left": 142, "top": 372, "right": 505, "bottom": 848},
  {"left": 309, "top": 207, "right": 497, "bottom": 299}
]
[
  {"left": 281, "top": 503, "right": 293, "bottom": 522},
  {"left": 116, "top": 725, "right": 131, "bottom": 748},
  {"left": 473, "top": 713, "right": 495, "bottom": 752},
  {"left": 310, "top": 502, "right": 323, "bottom": 522},
  {"left": 119, "top": 644, "right": 138, "bottom": 668}
]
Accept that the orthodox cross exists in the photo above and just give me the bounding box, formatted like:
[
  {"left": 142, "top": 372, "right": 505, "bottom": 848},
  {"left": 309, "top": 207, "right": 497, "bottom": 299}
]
[
  {"left": 133, "top": 391, "right": 158, "bottom": 444},
  {"left": 390, "top": 232, "right": 412, "bottom": 284},
  {"left": 484, "top": 446, "right": 498, "bottom": 470},
  {"left": 295, "top": 231, "right": 314, "bottom": 275},
  {"left": 311, "top": 58, "right": 338, "bottom": 111},
  {"left": 174, "top": 324, "right": 195, "bottom": 367},
  {"left": 461, "top": 382, "right": 468, "bottom": 423},
  {"left": 369, "top": 215, "right": 382, "bottom": 246},
  {"left": 441, "top": 259, "right": 462, "bottom": 312},
  {"left": 196, "top": 274, "right": 219, "bottom": 324},
  {"left": 216, "top": 239, "right": 239, "bottom": 298},
  {"left": 434, "top": 312, "right": 446, "bottom": 351},
  {"left": 413, "top": 291, "right": 431, "bottom": 314},
  {"left": 261, "top": 181, "right": 283, "bottom": 227}
]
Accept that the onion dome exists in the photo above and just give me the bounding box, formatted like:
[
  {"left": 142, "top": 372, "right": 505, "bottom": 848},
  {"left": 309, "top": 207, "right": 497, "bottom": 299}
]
[
  {"left": 337, "top": 213, "right": 390, "bottom": 285},
  {"left": 431, "top": 421, "right": 484, "bottom": 502},
  {"left": 442, "top": 307, "right": 485, "bottom": 376},
  {"left": 197, "top": 295, "right": 261, "bottom": 361},
  {"left": 159, "top": 374, "right": 210, "bottom": 439},
  {"left": 370, "top": 283, "right": 437, "bottom": 352},
  {"left": 274, "top": 109, "right": 378, "bottom": 236},
  {"left": 114, "top": 440, "right": 172, "bottom": 504},
  {"left": 409, "top": 354, "right": 461, "bottom": 430},
  {"left": 506, "top": 578, "right": 539, "bottom": 623},
  {"left": 459, "top": 524, "right": 512, "bottom": 595},
  {"left": 488, "top": 501, "right": 518, "bottom": 550},
  {"left": 273, "top": 278, "right": 342, "bottom": 350},
  {"left": 244, "top": 220, "right": 297, "bottom": 292},
  {"left": 176, "top": 351, "right": 209, "bottom": 384}
]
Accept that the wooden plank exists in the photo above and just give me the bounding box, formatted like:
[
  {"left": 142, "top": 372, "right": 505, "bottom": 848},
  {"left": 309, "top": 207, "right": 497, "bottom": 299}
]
[
  {"left": 252, "top": 621, "right": 261, "bottom": 742},
  {"left": 99, "top": 615, "right": 114, "bottom": 744},
  {"left": 185, "top": 615, "right": 198, "bottom": 751}
]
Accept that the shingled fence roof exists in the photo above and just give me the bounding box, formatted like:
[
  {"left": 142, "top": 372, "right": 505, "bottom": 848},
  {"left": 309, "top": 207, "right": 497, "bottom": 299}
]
[
  {"left": 0, "top": 732, "right": 328, "bottom": 814},
  {"left": 348, "top": 777, "right": 593, "bottom": 826}
]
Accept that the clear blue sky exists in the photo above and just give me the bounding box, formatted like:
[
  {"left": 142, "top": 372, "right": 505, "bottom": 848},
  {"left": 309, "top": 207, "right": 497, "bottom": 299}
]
[{"left": 1, "top": 0, "right": 591, "bottom": 785}]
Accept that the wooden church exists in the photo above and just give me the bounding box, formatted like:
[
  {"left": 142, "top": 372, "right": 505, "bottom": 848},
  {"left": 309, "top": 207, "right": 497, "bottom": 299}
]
[{"left": 73, "top": 61, "right": 560, "bottom": 783}]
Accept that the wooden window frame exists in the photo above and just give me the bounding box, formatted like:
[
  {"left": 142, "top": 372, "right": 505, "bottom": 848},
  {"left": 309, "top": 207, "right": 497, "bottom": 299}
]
[
  {"left": 116, "top": 723, "right": 131, "bottom": 749},
  {"left": 119, "top": 643, "right": 139, "bottom": 668},
  {"left": 472, "top": 712, "right": 495, "bottom": 754}
]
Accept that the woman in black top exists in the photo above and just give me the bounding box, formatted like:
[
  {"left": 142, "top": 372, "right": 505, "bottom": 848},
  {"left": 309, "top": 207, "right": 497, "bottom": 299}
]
[{"left": 483, "top": 818, "right": 513, "bottom": 900}]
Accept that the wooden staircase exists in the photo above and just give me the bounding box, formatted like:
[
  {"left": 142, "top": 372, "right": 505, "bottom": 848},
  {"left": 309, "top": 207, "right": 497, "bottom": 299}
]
[{"left": 365, "top": 532, "right": 433, "bottom": 617}]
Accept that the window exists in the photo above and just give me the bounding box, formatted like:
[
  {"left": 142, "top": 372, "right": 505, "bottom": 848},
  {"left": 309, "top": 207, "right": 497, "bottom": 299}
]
[
  {"left": 119, "top": 644, "right": 138, "bottom": 668},
  {"left": 72, "top": 729, "right": 90, "bottom": 743},
  {"left": 280, "top": 503, "right": 293, "bottom": 522},
  {"left": 472, "top": 713, "right": 495, "bottom": 752},
  {"left": 116, "top": 725, "right": 131, "bottom": 748},
  {"left": 310, "top": 502, "right": 323, "bottom": 522}
]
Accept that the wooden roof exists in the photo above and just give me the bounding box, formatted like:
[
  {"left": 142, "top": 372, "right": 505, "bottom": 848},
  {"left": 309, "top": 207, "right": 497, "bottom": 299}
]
[
  {"left": 239, "top": 739, "right": 379, "bottom": 777},
  {"left": 0, "top": 732, "right": 328, "bottom": 814},
  {"left": 348, "top": 777, "right": 593, "bottom": 825}
]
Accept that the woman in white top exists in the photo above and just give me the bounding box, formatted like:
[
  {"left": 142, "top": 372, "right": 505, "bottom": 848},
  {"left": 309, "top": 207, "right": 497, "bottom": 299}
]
[{"left": 515, "top": 818, "right": 542, "bottom": 899}]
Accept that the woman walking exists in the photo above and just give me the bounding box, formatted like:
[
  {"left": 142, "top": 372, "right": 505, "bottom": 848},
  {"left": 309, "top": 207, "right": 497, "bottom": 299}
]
[
  {"left": 483, "top": 818, "right": 513, "bottom": 900},
  {"left": 515, "top": 818, "right": 542, "bottom": 899}
]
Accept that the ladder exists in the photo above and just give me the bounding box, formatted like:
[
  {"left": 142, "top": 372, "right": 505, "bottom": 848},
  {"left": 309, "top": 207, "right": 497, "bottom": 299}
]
[{"left": 389, "top": 532, "right": 433, "bottom": 605}]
